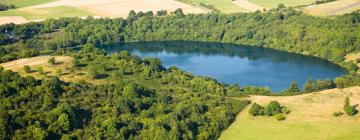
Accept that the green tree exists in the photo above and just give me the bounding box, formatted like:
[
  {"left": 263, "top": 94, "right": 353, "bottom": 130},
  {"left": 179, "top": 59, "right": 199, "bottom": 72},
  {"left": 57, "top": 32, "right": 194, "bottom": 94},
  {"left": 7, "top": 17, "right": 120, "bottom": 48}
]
[
  {"left": 122, "top": 83, "right": 140, "bottom": 98},
  {"left": 249, "top": 103, "right": 263, "bottom": 116},
  {"left": 174, "top": 8, "right": 184, "bottom": 17},
  {"left": 37, "top": 67, "right": 44, "bottom": 75},
  {"left": 344, "top": 97, "right": 357, "bottom": 116},
  {"left": 264, "top": 101, "right": 281, "bottom": 116},
  {"left": 88, "top": 66, "right": 99, "bottom": 79},
  {"left": 335, "top": 77, "right": 350, "bottom": 89},
  {"left": 48, "top": 57, "right": 56, "bottom": 65},
  {"left": 48, "top": 113, "right": 71, "bottom": 135},
  {"left": 72, "top": 58, "right": 80, "bottom": 67},
  {"left": 287, "top": 80, "right": 300, "bottom": 93},
  {"left": 303, "top": 79, "right": 315, "bottom": 92},
  {"left": 0, "top": 118, "right": 9, "bottom": 140},
  {"left": 128, "top": 10, "right": 137, "bottom": 21}
]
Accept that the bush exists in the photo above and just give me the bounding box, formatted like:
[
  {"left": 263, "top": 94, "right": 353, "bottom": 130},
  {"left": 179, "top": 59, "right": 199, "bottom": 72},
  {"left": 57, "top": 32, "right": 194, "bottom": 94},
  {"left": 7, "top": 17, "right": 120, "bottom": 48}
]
[
  {"left": 343, "top": 97, "right": 358, "bottom": 116},
  {"left": 335, "top": 77, "right": 350, "bottom": 89},
  {"left": 23, "top": 65, "right": 31, "bottom": 73},
  {"left": 275, "top": 113, "right": 286, "bottom": 121},
  {"left": 281, "top": 106, "right": 290, "bottom": 114},
  {"left": 48, "top": 57, "right": 56, "bottom": 65},
  {"left": 356, "top": 58, "right": 360, "bottom": 64},
  {"left": 37, "top": 67, "right": 44, "bottom": 75},
  {"left": 249, "top": 103, "right": 264, "bottom": 116},
  {"left": 264, "top": 101, "right": 281, "bottom": 116},
  {"left": 333, "top": 111, "right": 344, "bottom": 117}
]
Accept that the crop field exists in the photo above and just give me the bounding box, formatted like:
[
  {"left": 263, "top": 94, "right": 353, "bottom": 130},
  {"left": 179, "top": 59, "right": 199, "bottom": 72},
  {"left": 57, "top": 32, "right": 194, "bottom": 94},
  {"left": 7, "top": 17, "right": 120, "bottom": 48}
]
[
  {"left": 220, "top": 87, "right": 360, "bottom": 140},
  {"left": 0, "top": 6, "right": 93, "bottom": 20},
  {"left": 0, "top": 0, "right": 56, "bottom": 8},
  {"left": 249, "top": 0, "right": 316, "bottom": 9},
  {"left": 305, "top": 0, "right": 360, "bottom": 16},
  {"left": 177, "top": 0, "right": 249, "bottom": 13},
  {"left": 0, "top": 0, "right": 206, "bottom": 24}
]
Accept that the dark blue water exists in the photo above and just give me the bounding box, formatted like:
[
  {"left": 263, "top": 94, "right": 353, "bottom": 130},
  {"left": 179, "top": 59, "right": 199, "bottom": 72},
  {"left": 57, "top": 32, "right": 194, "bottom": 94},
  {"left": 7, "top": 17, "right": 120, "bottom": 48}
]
[{"left": 103, "top": 41, "right": 347, "bottom": 92}]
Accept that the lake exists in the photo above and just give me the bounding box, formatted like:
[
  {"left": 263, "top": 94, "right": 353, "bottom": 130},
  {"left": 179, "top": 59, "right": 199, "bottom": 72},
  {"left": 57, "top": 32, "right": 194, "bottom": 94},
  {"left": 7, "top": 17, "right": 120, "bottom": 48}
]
[{"left": 102, "top": 41, "right": 347, "bottom": 92}]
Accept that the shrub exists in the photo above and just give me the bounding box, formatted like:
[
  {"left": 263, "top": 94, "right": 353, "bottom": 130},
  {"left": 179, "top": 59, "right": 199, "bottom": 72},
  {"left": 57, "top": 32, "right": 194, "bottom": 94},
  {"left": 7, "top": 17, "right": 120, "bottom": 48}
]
[
  {"left": 264, "top": 101, "right": 281, "bottom": 116},
  {"left": 287, "top": 80, "right": 300, "bottom": 93},
  {"left": 333, "top": 111, "right": 344, "bottom": 117},
  {"left": 72, "top": 59, "right": 80, "bottom": 67},
  {"left": 356, "top": 58, "right": 360, "bottom": 64},
  {"left": 249, "top": 103, "right": 264, "bottom": 116},
  {"left": 48, "top": 57, "right": 56, "bottom": 65},
  {"left": 281, "top": 106, "right": 290, "bottom": 114},
  {"left": 23, "top": 65, "right": 31, "bottom": 73},
  {"left": 343, "top": 97, "right": 358, "bottom": 116},
  {"left": 37, "top": 67, "right": 44, "bottom": 75},
  {"left": 335, "top": 77, "right": 350, "bottom": 89},
  {"left": 275, "top": 113, "right": 286, "bottom": 121}
]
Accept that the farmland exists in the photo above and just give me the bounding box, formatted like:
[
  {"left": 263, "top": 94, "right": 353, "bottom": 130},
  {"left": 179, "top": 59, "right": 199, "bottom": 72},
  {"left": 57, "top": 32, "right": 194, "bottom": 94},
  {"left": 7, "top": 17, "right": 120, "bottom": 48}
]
[
  {"left": 305, "top": 0, "right": 360, "bottom": 16},
  {"left": 248, "top": 0, "right": 316, "bottom": 9},
  {"left": 0, "top": 0, "right": 206, "bottom": 24},
  {"left": 0, "top": 6, "right": 93, "bottom": 20},
  {"left": 0, "top": 0, "right": 56, "bottom": 8}
]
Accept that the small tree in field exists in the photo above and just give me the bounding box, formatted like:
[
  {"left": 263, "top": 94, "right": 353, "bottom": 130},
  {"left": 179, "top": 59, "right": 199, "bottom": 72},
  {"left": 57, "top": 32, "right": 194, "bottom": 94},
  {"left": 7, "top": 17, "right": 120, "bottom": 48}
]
[
  {"left": 344, "top": 97, "right": 357, "bottom": 116},
  {"left": 23, "top": 65, "right": 31, "bottom": 73},
  {"left": 48, "top": 57, "right": 56, "bottom": 65}
]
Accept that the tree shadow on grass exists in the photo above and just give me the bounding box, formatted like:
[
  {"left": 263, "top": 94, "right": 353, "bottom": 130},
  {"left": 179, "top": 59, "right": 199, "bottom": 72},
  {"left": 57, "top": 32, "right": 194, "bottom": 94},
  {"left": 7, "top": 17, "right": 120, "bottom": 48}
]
[
  {"left": 54, "top": 62, "right": 64, "bottom": 65},
  {"left": 96, "top": 74, "right": 109, "bottom": 79}
]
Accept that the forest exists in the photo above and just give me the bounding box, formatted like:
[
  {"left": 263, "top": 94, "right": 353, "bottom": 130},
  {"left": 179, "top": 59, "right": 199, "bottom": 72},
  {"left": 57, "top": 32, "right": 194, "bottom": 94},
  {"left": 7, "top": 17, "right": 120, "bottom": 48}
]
[{"left": 0, "top": 6, "right": 360, "bottom": 139}]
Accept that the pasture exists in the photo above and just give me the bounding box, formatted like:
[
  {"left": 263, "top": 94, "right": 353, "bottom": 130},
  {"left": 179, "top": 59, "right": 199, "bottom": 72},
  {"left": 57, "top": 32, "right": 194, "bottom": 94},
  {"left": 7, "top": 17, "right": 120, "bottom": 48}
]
[
  {"left": 220, "top": 87, "right": 360, "bottom": 140},
  {"left": 249, "top": 0, "right": 316, "bottom": 9},
  {"left": 0, "top": 6, "right": 93, "bottom": 20},
  {"left": 0, "top": 0, "right": 56, "bottom": 8},
  {"left": 305, "top": 0, "right": 360, "bottom": 16}
]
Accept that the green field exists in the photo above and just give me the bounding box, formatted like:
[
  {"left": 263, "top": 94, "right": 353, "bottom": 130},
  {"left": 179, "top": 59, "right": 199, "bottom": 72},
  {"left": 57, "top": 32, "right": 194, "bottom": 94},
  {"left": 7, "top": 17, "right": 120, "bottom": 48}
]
[
  {"left": 178, "top": 0, "right": 248, "bottom": 13},
  {"left": 249, "top": 0, "right": 316, "bottom": 9},
  {"left": 220, "top": 114, "right": 360, "bottom": 140},
  {"left": 0, "top": 0, "right": 56, "bottom": 8},
  {"left": 220, "top": 87, "right": 360, "bottom": 140},
  {"left": 0, "top": 6, "right": 94, "bottom": 20}
]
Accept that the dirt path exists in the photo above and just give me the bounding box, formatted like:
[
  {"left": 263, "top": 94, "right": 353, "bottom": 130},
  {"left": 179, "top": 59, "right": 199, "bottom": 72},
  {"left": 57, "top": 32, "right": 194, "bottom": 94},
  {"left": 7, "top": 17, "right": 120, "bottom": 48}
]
[{"left": 232, "top": 0, "right": 264, "bottom": 12}]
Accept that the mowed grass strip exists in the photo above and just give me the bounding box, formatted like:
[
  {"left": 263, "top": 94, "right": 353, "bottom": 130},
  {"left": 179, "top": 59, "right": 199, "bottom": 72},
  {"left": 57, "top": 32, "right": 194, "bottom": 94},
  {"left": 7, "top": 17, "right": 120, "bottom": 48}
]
[
  {"left": 220, "top": 87, "right": 360, "bottom": 140},
  {"left": 0, "top": 6, "right": 94, "bottom": 20},
  {"left": 0, "top": 0, "right": 56, "bottom": 8},
  {"left": 248, "top": 0, "right": 316, "bottom": 9}
]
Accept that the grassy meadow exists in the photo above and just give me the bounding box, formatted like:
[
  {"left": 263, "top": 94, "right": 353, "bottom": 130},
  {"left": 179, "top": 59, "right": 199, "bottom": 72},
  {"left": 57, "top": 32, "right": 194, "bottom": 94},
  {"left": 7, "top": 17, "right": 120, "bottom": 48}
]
[
  {"left": 249, "top": 0, "right": 316, "bottom": 9},
  {"left": 220, "top": 87, "right": 360, "bottom": 140},
  {"left": 178, "top": 0, "right": 248, "bottom": 13},
  {"left": 0, "top": 0, "right": 56, "bottom": 8},
  {"left": 0, "top": 6, "right": 94, "bottom": 20}
]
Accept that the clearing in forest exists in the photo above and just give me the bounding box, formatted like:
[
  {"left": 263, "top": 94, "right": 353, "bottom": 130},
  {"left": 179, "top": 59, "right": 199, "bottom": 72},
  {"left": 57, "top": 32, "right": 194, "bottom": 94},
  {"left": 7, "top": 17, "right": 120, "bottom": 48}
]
[
  {"left": 220, "top": 86, "right": 360, "bottom": 140},
  {"left": 305, "top": 0, "right": 360, "bottom": 16}
]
